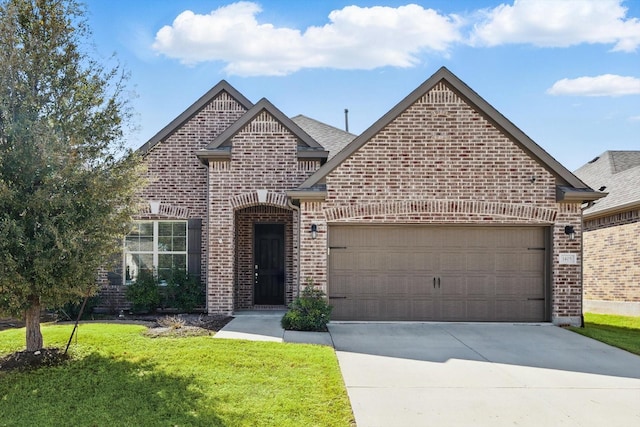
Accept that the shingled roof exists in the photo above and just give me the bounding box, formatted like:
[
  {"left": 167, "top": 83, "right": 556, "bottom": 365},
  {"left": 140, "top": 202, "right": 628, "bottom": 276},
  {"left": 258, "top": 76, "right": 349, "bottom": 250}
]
[
  {"left": 291, "top": 115, "right": 356, "bottom": 159},
  {"left": 574, "top": 151, "right": 640, "bottom": 218}
]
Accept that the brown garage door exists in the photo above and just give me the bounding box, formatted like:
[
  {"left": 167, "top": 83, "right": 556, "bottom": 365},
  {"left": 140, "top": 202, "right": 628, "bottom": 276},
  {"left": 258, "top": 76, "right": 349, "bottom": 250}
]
[{"left": 328, "top": 225, "right": 549, "bottom": 322}]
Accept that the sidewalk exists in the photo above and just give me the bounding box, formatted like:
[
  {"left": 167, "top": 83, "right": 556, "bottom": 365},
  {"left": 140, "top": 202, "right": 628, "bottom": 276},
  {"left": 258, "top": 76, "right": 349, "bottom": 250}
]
[{"left": 213, "top": 311, "right": 333, "bottom": 346}]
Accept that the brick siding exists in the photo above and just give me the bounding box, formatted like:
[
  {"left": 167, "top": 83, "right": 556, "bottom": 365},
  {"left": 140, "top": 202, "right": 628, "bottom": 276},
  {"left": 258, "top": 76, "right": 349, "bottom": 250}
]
[
  {"left": 299, "top": 82, "right": 584, "bottom": 323},
  {"left": 95, "top": 91, "right": 248, "bottom": 312},
  {"left": 206, "top": 111, "right": 316, "bottom": 314},
  {"left": 584, "top": 218, "right": 640, "bottom": 303},
  {"left": 101, "top": 78, "right": 585, "bottom": 324}
]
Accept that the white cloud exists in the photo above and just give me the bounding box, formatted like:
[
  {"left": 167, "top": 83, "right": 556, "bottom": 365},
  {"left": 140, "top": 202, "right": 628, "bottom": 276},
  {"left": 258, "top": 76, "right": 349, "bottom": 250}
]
[
  {"left": 152, "top": 1, "right": 640, "bottom": 76},
  {"left": 629, "top": 115, "right": 640, "bottom": 122},
  {"left": 471, "top": 0, "right": 640, "bottom": 51},
  {"left": 152, "top": 2, "right": 463, "bottom": 76},
  {"left": 547, "top": 74, "right": 640, "bottom": 96}
]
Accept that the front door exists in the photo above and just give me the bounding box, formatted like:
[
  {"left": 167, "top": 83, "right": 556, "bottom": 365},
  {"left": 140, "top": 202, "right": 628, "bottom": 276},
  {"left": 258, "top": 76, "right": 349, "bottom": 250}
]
[{"left": 254, "top": 224, "right": 285, "bottom": 305}]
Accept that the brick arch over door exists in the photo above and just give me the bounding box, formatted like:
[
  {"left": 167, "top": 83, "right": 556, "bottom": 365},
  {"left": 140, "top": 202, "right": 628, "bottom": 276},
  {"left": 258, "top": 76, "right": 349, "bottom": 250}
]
[{"left": 324, "top": 200, "right": 558, "bottom": 223}]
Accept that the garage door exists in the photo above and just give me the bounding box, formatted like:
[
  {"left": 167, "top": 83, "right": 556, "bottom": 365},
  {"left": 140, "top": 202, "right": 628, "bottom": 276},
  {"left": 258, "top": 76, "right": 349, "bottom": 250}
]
[{"left": 328, "top": 225, "right": 548, "bottom": 322}]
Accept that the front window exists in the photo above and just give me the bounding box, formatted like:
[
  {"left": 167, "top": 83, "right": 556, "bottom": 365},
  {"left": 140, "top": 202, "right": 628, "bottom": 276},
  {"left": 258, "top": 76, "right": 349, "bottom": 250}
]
[{"left": 124, "top": 221, "right": 187, "bottom": 284}]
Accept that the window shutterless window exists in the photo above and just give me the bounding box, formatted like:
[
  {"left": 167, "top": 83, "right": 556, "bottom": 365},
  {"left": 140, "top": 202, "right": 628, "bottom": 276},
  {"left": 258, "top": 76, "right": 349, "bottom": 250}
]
[{"left": 124, "top": 221, "right": 187, "bottom": 284}]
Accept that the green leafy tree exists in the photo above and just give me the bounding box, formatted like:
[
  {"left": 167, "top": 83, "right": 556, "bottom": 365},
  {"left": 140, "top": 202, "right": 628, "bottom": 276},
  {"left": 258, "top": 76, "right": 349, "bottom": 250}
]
[{"left": 0, "top": 0, "right": 144, "bottom": 351}]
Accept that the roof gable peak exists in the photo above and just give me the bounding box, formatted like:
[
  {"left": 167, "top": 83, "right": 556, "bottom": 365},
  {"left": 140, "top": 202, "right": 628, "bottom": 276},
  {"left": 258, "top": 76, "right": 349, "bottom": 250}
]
[
  {"left": 205, "top": 98, "right": 324, "bottom": 151},
  {"left": 298, "top": 66, "right": 587, "bottom": 191},
  {"left": 138, "top": 80, "right": 253, "bottom": 154}
]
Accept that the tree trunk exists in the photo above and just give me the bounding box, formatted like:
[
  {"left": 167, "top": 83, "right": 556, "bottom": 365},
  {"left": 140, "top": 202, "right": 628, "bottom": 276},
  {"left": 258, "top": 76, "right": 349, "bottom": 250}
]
[{"left": 25, "top": 300, "right": 43, "bottom": 351}]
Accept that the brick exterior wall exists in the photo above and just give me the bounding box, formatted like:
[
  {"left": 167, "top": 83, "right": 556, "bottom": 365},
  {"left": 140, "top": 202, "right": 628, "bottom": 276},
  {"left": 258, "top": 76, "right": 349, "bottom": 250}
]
[
  {"left": 553, "top": 204, "right": 583, "bottom": 323},
  {"left": 299, "top": 82, "right": 584, "bottom": 324},
  {"left": 100, "top": 77, "right": 586, "bottom": 324},
  {"left": 235, "top": 206, "right": 295, "bottom": 309},
  {"left": 583, "top": 213, "right": 640, "bottom": 311},
  {"left": 207, "top": 111, "right": 317, "bottom": 314},
  {"left": 95, "top": 91, "right": 248, "bottom": 313}
]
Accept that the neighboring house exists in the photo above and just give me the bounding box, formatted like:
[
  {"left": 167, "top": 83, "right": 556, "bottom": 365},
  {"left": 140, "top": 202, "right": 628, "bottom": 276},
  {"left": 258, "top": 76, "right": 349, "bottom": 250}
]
[
  {"left": 574, "top": 151, "right": 640, "bottom": 316},
  {"left": 98, "top": 67, "right": 603, "bottom": 326}
]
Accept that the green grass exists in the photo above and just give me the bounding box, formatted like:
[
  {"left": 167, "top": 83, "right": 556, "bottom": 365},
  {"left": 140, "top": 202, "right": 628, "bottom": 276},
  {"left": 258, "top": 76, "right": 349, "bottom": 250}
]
[
  {"left": 569, "top": 313, "right": 640, "bottom": 356},
  {"left": 0, "top": 323, "right": 354, "bottom": 427}
]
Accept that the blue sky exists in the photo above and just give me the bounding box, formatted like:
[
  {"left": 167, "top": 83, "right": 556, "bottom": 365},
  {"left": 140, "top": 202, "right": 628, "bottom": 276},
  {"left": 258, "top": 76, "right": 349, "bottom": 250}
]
[{"left": 83, "top": 0, "right": 639, "bottom": 171}]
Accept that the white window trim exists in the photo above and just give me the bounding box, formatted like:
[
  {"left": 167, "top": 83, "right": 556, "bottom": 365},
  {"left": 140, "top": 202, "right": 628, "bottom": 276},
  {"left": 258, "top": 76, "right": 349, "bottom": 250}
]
[{"left": 124, "top": 220, "right": 188, "bottom": 285}]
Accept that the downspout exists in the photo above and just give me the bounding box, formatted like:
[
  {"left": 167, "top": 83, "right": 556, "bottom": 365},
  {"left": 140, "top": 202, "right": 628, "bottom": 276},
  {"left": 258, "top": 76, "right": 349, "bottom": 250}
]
[
  {"left": 580, "top": 204, "right": 586, "bottom": 328},
  {"left": 288, "top": 198, "right": 302, "bottom": 299},
  {"left": 205, "top": 160, "right": 210, "bottom": 314}
]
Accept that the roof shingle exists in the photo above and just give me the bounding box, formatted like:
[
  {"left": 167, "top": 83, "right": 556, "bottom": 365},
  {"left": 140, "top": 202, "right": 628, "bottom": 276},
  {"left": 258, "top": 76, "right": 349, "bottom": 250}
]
[
  {"left": 574, "top": 151, "right": 640, "bottom": 217},
  {"left": 291, "top": 115, "right": 356, "bottom": 159}
]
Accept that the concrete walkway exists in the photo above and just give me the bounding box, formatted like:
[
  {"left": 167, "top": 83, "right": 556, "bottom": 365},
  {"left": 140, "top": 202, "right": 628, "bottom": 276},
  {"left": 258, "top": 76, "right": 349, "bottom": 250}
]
[
  {"left": 215, "top": 315, "right": 640, "bottom": 426},
  {"left": 214, "top": 311, "right": 333, "bottom": 346}
]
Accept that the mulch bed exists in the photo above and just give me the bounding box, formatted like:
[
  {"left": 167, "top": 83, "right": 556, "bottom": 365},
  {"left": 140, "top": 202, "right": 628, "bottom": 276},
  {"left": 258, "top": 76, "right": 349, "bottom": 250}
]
[
  {"left": 0, "top": 314, "right": 233, "bottom": 373},
  {"left": 0, "top": 348, "right": 69, "bottom": 372}
]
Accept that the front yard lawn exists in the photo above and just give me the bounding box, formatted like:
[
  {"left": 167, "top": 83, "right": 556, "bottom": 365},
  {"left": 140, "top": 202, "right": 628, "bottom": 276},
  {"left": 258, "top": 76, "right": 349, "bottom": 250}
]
[
  {"left": 569, "top": 313, "right": 640, "bottom": 356},
  {"left": 0, "top": 323, "right": 354, "bottom": 426}
]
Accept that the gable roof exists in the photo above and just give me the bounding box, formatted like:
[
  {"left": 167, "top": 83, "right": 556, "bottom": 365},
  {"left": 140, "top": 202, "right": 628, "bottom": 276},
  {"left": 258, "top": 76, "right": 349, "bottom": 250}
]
[
  {"left": 297, "top": 67, "right": 602, "bottom": 202},
  {"left": 291, "top": 115, "right": 356, "bottom": 159},
  {"left": 574, "top": 151, "right": 640, "bottom": 218},
  {"left": 196, "top": 98, "right": 328, "bottom": 162},
  {"left": 138, "top": 80, "right": 253, "bottom": 155}
]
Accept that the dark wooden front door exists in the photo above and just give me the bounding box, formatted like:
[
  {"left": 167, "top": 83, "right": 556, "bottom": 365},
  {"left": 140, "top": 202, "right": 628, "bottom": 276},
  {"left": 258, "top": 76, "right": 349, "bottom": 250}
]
[{"left": 254, "top": 224, "right": 285, "bottom": 305}]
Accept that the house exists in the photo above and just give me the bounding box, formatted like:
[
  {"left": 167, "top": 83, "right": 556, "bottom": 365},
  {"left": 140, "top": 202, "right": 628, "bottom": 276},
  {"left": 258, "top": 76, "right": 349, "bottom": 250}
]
[
  {"left": 574, "top": 151, "right": 640, "bottom": 316},
  {"left": 98, "top": 67, "right": 603, "bottom": 326}
]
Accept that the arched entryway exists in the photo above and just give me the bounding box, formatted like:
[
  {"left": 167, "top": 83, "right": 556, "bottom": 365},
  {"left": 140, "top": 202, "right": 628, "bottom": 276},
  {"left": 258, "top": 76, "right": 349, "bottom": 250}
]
[{"left": 234, "top": 205, "right": 297, "bottom": 310}]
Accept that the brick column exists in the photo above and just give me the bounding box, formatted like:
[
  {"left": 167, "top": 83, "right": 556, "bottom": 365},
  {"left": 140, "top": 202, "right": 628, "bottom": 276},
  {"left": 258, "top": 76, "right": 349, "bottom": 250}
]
[{"left": 552, "top": 203, "right": 583, "bottom": 326}]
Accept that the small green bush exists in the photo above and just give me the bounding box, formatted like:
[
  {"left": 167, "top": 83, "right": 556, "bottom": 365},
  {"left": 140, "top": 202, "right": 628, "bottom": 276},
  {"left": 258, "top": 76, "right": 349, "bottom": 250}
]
[
  {"left": 126, "top": 268, "right": 204, "bottom": 313},
  {"left": 164, "top": 269, "right": 205, "bottom": 312},
  {"left": 282, "top": 281, "right": 333, "bottom": 331},
  {"left": 125, "top": 269, "right": 160, "bottom": 313}
]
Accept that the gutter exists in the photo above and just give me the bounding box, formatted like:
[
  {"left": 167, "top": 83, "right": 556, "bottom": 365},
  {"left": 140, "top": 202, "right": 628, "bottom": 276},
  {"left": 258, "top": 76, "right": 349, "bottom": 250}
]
[{"left": 583, "top": 200, "right": 640, "bottom": 220}]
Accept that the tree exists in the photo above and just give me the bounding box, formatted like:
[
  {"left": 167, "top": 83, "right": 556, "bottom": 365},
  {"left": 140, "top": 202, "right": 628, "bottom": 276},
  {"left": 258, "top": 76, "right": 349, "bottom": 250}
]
[{"left": 0, "top": 0, "right": 144, "bottom": 351}]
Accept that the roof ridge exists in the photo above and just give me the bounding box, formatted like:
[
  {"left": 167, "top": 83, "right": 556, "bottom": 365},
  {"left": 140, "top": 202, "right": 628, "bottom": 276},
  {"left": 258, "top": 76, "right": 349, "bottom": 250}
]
[
  {"left": 610, "top": 150, "right": 640, "bottom": 174},
  {"left": 292, "top": 114, "right": 356, "bottom": 137}
]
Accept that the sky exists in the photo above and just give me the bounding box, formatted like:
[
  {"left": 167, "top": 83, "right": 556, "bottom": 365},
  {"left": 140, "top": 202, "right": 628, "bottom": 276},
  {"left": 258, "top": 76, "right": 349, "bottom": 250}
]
[{"left": 83, "top": 0, "right": 640, "bottom": 171}]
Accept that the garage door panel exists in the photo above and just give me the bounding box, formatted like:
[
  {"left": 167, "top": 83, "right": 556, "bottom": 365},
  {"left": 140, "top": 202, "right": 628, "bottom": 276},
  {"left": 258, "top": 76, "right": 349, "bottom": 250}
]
[
  {"left": 331, "top": 250, "right": 354, "bottom": 269},
  {"left": 466, "top": 252, "right": 496, "bottom": 272},
  {"left": 466, "top": 277, "right": 494, "bottom": 297},
  {"left": 440, "top": 300, "right": 466, "bottom": 320},
  {"left": 440, "top": 252, "right": 462, "bottom": 271},
  {"left": 495, "top": 276, "right": 544, "bottom": 297},
  {"left": 440, "top": 275, "right": 467, "bottom": 297},
  {"left": 496, "top": 299, "right": 544, "bottom": 321},
  {"left": 329, "top": 225, "right": 547, "bottom": 322},
  {"left": 467, "top": 300, "right": 494, "bottom": 321},
  {"left": 521, "top": 253, "right": 545, "bottom": 272}
]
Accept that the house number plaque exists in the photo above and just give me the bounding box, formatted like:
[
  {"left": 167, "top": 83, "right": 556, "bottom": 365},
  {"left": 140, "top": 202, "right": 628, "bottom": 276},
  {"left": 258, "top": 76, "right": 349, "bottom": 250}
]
[{"left": 558, "top": 253, "right": 577, "bottom": 265}]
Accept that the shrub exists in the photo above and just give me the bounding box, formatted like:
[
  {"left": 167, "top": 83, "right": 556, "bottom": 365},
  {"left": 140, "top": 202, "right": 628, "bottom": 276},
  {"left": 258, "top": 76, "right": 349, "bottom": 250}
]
[
  {"left": 126, "top": 268, "right": 204, "bottom": 313},
  {"left": 164, "top": 269, "right": 204, "bottom": 312},
  {"left": 125, "top": 269, "right": 160, "bottom": 313},
  {"left": 281, "top": 280, "right": 333, "bottom": 331}
]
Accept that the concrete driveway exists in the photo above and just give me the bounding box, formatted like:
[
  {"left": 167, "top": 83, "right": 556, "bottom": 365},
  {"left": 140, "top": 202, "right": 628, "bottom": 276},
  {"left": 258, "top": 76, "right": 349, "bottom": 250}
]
[{"left": 328, "top": 322, "right": 640, "bottom": 427}]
